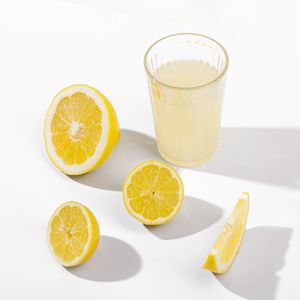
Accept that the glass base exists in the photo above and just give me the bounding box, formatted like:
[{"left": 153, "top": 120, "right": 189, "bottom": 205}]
[{"left": 158, "top": 148, "right": 217, "bottom": 168}]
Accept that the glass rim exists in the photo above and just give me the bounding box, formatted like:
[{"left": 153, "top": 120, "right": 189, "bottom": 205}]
[{"left": 143, "top": 33, "right": 229, "bottom": 90}]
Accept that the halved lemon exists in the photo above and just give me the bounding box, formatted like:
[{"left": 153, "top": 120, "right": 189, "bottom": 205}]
[
  {"left": 44, "top": 84, "right": 120, "bottom": 175},
  {"left": 203, "top": 192, "right": 250, "bottom": 273},
  {"left": 123, "top": 160, "right": 184, "bottom": 225},
  {"left": 47, "top": 201, "right": 99, "bottom": 267}
]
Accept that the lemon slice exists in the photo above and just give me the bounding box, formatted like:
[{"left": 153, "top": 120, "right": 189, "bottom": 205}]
[
  {"left": 44, "top": 84, "right": 120, "bottom": 175},
  {"left": 47, "top": 201, "right": 99, "bottom": 267},
  {"left": 123, "top": 160, "right": 184, "bottom": 225},
  {"left": 203, "top": 192, "right": 249, "bottom": 274}
]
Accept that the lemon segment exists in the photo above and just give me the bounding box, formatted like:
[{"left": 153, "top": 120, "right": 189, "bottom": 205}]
[
  {"left": 203, "top": 192, "right": 249, "bottom": 274},
  {"left": 44, "top": 84, "right": 119, "bottom": 175},
  {"left": 123, "top": 160, "right": 184, "bottom": 225},
  {"left": 47, "top": 201, "right": 100, "bottom": 267}
]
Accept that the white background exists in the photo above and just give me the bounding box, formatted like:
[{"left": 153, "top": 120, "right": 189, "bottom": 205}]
[{"left": 0, "top": 0, "right": 299, "bottom": 299}]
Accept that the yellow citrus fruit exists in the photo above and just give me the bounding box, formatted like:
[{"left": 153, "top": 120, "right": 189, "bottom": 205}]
[
  {"left": 44, "top": 84, "right": 120, "bottom": 175},
  {"left": 123, "top": 160, "right": 184, "bottom": 225},
  {"left": 203, "top": 192, "right": 250, "bottom": 273},
  {"left": 47, "top": 201, "right": 99, "bottom": 267}
]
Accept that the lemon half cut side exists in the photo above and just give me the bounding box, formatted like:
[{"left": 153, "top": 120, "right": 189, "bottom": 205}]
[
  {"left": 47, "top": 201, "right": 100, "bottom": 267},
  {"left": 123, "top": 160, "right": 184, "bottom": 225},
  {"left": 44, "top": 84, "right": 119, "bottom": 175}
]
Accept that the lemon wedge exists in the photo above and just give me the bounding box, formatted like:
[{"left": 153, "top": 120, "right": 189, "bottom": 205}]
[
  {"left": 44, "top": 84, "right": 119, "bottom": 175},
  {"left": 203, "top": 192, "right": 249, "bottom": 273},
  {"left": 123, "top": 160, "right": 184, "bottom": 225},
  {"left": 47, "top": 201, "right": 99, "bottom": 267}
]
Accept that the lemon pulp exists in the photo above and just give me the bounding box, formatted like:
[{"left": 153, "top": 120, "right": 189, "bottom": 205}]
[
  {"left": 123, "top": 160, "right": 184, "bottom": 225},
  {"left": 47, "top": 201, "right": 99, "bottom": 267},
  {"left": 44, "top": 84, "right": 119, "bottom": 175}
]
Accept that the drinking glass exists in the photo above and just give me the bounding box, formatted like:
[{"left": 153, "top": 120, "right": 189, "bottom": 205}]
[{"left": 144, "top": 33, "right": 229, "bottom": 167}]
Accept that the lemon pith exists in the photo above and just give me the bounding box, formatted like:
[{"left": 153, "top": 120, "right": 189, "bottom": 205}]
[
  {"left": 44, "top": 84, "right": 120, "bottom": 175},
  {"left": 203, "top": 192, "right": 250, "bottom": 274},
  {"left": 123, "top": 160, "right": 184, "bottom": 225},
  {"left": 47, "top": 201, "right": 100, "bottom": 267}
]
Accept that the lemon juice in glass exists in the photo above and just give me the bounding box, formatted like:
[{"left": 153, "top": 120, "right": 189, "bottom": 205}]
[{"left": 144, "top": 33, "right": 229, "bottom": 167}]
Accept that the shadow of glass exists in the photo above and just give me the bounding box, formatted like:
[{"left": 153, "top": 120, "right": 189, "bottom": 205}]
[
  {"left": 69, "top": 129, "right": 161, "bottom": 191},
  {"left": 216, "top": 226, "right": 293, "bottom": 300},
  {"left": 145, "top": 196, "right": 223, "bottom": 240},
  {"left": 196, "top": 128, "right": 300, "bottom": 189},
  {"left": 66, "top": 236, "right": 141, "bottom": 282}
]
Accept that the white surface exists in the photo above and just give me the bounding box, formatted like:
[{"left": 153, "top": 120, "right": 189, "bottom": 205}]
[{"left": 0, "top": 0, "right": 299, "bottom": 299}]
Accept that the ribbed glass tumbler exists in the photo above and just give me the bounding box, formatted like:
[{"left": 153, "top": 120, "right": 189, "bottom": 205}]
[{"left": 144, "top": 33, "right": 229, "bottom": 167}]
